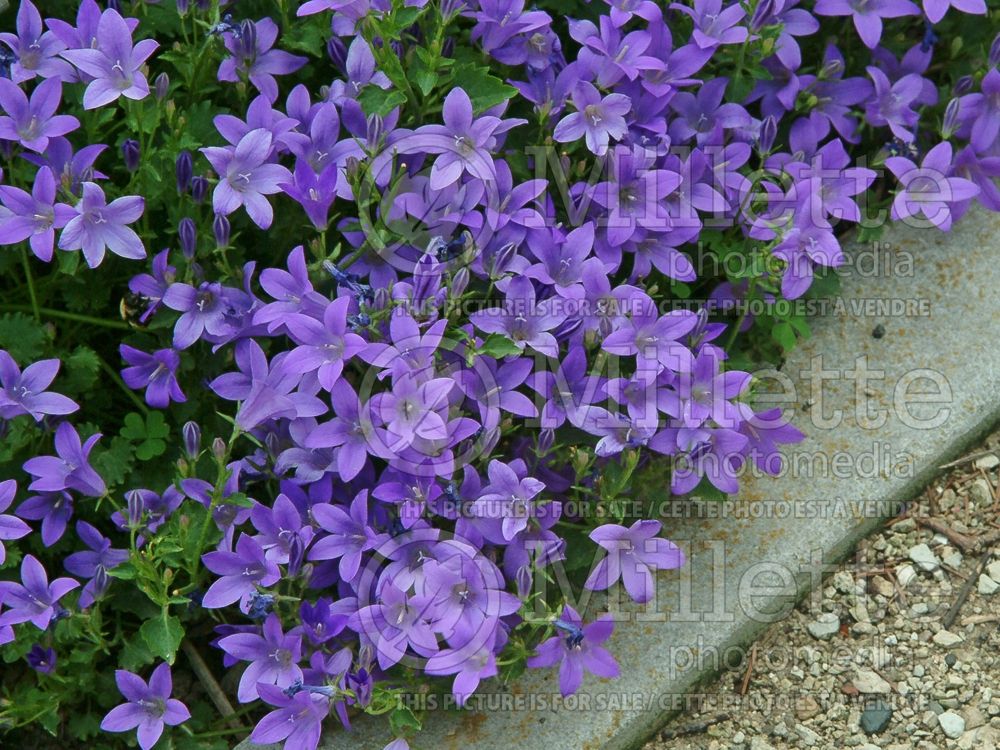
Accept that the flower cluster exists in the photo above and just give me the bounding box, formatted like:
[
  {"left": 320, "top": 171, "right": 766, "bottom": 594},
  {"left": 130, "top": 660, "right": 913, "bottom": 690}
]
[{"left": 0, "top": 0, "right": 997, "bottom": 749}]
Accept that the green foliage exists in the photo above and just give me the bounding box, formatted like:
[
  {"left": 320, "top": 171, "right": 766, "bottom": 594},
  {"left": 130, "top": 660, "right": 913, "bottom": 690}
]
[{"left": 121, "top": 412, "right": 170, "bottom": 460}]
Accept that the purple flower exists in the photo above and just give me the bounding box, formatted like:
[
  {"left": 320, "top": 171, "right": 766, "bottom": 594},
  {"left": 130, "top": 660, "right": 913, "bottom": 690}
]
[
  {"left": 602, "top": 296, "right": 696, "bottom": 373},
  {"left": 553, "top": 82, "right": 631, "bottom": 155},
  {"left": 921, "top": 0, "right": 985, "bottom": 23},
  {"left": 303, "top": 381, "right": 371, "bottom": 481},
  {"left": 201, "top": 534, "right": 281, "bottom": 609},
  {"left": 671, "top": 0, "right": 749, "bottom": 48},
  {"left": 23, "top": 422, "right": 106, "bottom": 497},
  {"left": 0, "top": 480, "right": 31, "bottom": 565},
  {"left": 26, "top": 644, "right": 56, "bottom": 674},
  {"left": 162, "top": 281, "right": 240, "bottom": 349},
  {"left": 326, "top": 37, "right": 391, "bottom": 105},
  {"left": 0, "top": 554, "right": 79, "bottom": 630},
  {"left": 471, "top": 460, "right": 546, "bottom": 541},
  {"left": 957, "top": 68, "right": 1000, "bottom": 154},
  {"left": 201, "top": 128, "right": 292, "bottom": 229},
  {"left": 583, "top": 520, "right": 685, "bottom": 602},
  {"left": 308, "top": 490, "right": 383, "bottom": 582},
  {"left": 219, "top": 613, "right": 304, "bottom": 702},
  {"left": 15, "top": 491, "right": 73, "bottom": 546},
  {"left": 283, "top": 297, "right": 369, "bottom": 390},
  {"left": 251, "top": 683, "right": 328, "bottom": 750},
  {"left": 814, "top": 0, "right": 919, "bottom": 49},
  {"left": 119, "top": 346, "right": 186, "bottom": 408},
  {"left": 283, "top": 159, "right": 338, "bottom": 230},
  {"left": 773, "top": 223, "right": 844, "bottom": 299},
  {"left": 469, "top": 276, "right": 567, "bottom": 357},
  {"left": 864, "top": 66, "right": 922, "bottom": 142},
  {"left": 128, "top": 249, "right": 176, "bottom": 323},
  {"left": 58, "top": 182, "right": 145, "bottom": 268},
  {"left": 217, "top": 18, "right": 307, "bottom": 103},
  {"left": 0, "top": 351, "right": 78, "bottom": 421},
  {"left": 526, "top": 605, "right": 619, "bottom": 696},
  {"left": 0, "top": 78, "right": 79, "bottom": 153},
  {"left": 63, "top": 520, "right": 128, "bottom": 607},
  {"left": 60, "top": 8, "right": 158, "bottom": 109},
  {"left": 886, "top": 141, "right": 980, "bottom": 231},
  {"left": 100, "top": 664, "right": 191, "bottom": 750},
  {"left": 0, "top": 0, "right": 73, "bottom": 83},
  {"left": 669, "top": 78, "right": 752, "bottom": 145},
  {"left": 349, "top": 581, "right": 439, "bottom": 670},
  {"left": 0, "top": 167, "right": 76, "bottom": 262}
]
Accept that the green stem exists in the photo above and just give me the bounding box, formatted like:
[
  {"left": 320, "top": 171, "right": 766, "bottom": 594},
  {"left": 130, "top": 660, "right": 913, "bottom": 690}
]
[
  {"left": 97, "top": 355, "right": 150, "bottom": 416},
  {"left": 725, "top": 276, "right": 757, "bottom": 351},
  {"left": 0, "top": 305, "right": 132, "bottom": 330},
  {"left": 19, "top": 247, "right": 41, "bottom": 322}
]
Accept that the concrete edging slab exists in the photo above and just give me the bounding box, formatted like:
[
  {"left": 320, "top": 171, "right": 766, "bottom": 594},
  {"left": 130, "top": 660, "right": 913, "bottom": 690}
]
[{"left": 238, "top": 207, "right": 1000, "bottom": 750}]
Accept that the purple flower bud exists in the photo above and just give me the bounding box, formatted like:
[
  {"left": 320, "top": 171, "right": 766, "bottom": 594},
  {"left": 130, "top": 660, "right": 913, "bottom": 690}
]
[
  {"left": 26, "top": 645, "right": 56, "bottom": 674},
  {"left": 491, "top": 242, "right": 517, "bottom": 279},
  {"left": 212, "top": 437, "right": 227, "bottom": 461},
  {"left": 213, "top": 213, "right": 230, "bottom": 248},
  {"left": 450, "top": 266, "right": 470, "bottom": 298},
  {"left": 92, "top": 567, "right": 110, "bottom": 600},
  {"left": 758, "top": 115, "right": 777, "bottom": 154},
  {"left": 237, "top": 20, "right": 257, "bottom": 59},
  {"left": 178, "top": 218, "right": 197, "bottom": 259},
  {"left": 819, "top": 57, "right": 843, "bottom": 79},
  {"left": 515, "top": 565, "right": 533, "bottom": 599},
  {"left": 176, "top": 150, "right": 193, "bottom": 194},
  {"left": 538, "top": 428, "right": 555, "bottom": 455},
  {"left": 553, "top": 316, "right": 582, "bottom": 340},
  {"left": 287, "top": 536, "right": 305, "bottom": 576},
  {"left": 190, "top": 175, "right": 208, "bottom": 203},
  {"left": 327, "top": 36, "right": 348, "bottom": 73},
  {"left": 749, "top": 0, "right": 775, "bottom": 32},
  {"left": 155, "top": 72, "right": 170, "bottom": 101},
  {"left": 942, "top": 97, "right": 961, "bottom": 138},
  {"left": 122, "top": 139, "right": 140, "bottom": 172},
  {"left": 196, "top": 0, "right": 211, "bottom": 9},
  {"left": 366, "top": 114, "right": 384, "bottom": 146},
  {"left": 991, "top": 33, "right": 1000, "bottom": 69},
  {"left": 126, "top": 490, "right": 143, "bottom": 527},
  {"left": 953, "top": 75, "right": 974, "bottom": 96},
  {"left": 177, "top": 0, "right": 190, "bottom": 12},
  {"left": 182, "top": 421, "right": 201, "bottom": 459}
]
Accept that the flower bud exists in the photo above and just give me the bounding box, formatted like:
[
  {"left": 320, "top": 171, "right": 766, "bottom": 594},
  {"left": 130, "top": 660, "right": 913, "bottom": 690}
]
[
  {"left": 287, "top": 536, "right": 305, "bottom": 576},
  {"left": 953, "top": 75, "right": 974, "bottom": 96},
  {"left": 327, "top": 36, "right": 348, "bottom": 73},
  {"left": 107, "top": 0, "right": 121, "bottom": 11},
  {"left": 177, "top": 0, "right": 190, "bottom": 12},
  {"left": 121, "top": 139, "right": 140, "bottom": 172},
  {"left": 154, "top": 72, "right": 170, "bottom": 101},
  {"left": 450, "top": 266, "right": 470, "bottom": 299},
  {"left": 491, "top": 242, "right": 517, "bottom": 279},
  {"left": 179, "top": 217, "right": 197, "bottom": 259},
  {"left": 366, "top": 113, "right": 384, "bottom": 146},
  {"left": 190, "top": 175, "right": 208, "bottom": 203},
  {"left": 749, "top": 0, "right": 774, "bottom": 32},
  {"left": 92, "top": 567, "right": 110, "bottom": 600},
  {"left": 176, "top": 150, "right": 193, "bottom": 194},
  {"left": 942, "top": 97, "right": 961, "bottom": 139},
  {"left": 182, "top": 421, "right": 201, "bottom": 459},
  {"left": 212, "top": 437, "right": 227, "bottom": 461},
  {"left": 538, "top": 428, "right": 555, "bottom": 455},
  {"left": 758, "top": 115, "right": 777, "bottom": 154},
  {"left": 991, "top": 33, "right": 1000, "bottom": 69},
  {"left": 372, "top": 286, "right": 390, "bottom": 311},
  {"left": 126, "top": 490, "right": 143, "bottom": 527},
  {"left": 213, "top": 213, "right": 230, "bottom": 248}
]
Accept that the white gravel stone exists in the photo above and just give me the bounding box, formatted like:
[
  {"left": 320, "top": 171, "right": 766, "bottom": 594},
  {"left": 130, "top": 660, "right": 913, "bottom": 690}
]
[
  {"left": 897, "top": 564, "right": 918, "bottom": 587},
  {"left": 908, "top": 543, "right": 940, "bottom": 572},
  {"left": 973, "top": 454, "right": 999, "bottom": 470},
  {"left": 932, "top": 630, "right": 964, "bottom": 647},
  {"left": 987, "top": 560, "right": 1000, "bottom": 583},
  {"left": 938, "top": 710, "right": 966, "bottom": 739},
  {"left": 978, "top": 574, "right": 999, "bottom": 595},
  {"left": 853, "top": 668, "right": 892, "bottom": 694},
  {"left": 807, "top": 612, "right": 841, "bottom": 640}
]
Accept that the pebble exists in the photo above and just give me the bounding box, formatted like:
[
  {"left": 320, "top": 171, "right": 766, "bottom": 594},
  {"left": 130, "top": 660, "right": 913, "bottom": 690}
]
[
  {"left": 860, "top": 700, "right": 894, "bottom": 734},
  {"left": 807, "top": 612, "right": 841, "bottom": 640},
  {"left": 977, "top": 574, "right": 999, "bottom": 595},
  {"left": 938, "top": 710, "right": 966, "bottom": 739},
  {"left": 795, "top": 724, "right": 821, "bottom": 746},
  {"left": 970, "top": 478, "right": 993, "bottom": 506},
  {"left": 932, "top": 630, "right": 964, "bottom": 647},
  {"left": 854, "top": 668, "right": 892, "bottom": 694},
  {"left": 908, "top": 543, "right": 940, "bottom": 572},
  {"left": 749, "top": 737, "right": 775, "bottom": 750},
  {"left": 897, "top": 564, "right": 917, "bottom": 587},
  {"left": 871, "top": 576, "right": 895, "bottom": 598},
  {"left": 973, "top": 453, "right": 999, "bottom": 470},
  {"left": 986, "top": 560, "right": 1000, "bottom": 583},
  {"left": 945, "top": 653, "right": 957, "bottom": 668},
  {"left": 942, "top": 551, "right": 964, "bottom": 569}
]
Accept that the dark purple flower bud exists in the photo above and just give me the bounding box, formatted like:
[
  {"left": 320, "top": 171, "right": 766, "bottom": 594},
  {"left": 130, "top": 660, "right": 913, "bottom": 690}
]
[
  {"left": 327, "top": 36, "right": 348, "bottom": 72},
  {"left": 538, "top": 428, "right": 555, "bottom": 455},
  {"left": 372, "top": 286, "right": 390, "bottom": 311},
  {"left": 758, "top": 115, "right": 777, "bottom": 154},
  {"left": 491, "top": 242, "right": 517, "bottom": 279},
  {"left": 177, "top": 0, "right": 190, "bottom": 12},
  {"left": 212, "top": 437, "right": 227, "bottom": 461},
  {"left": 953, "top": 75, "right": 974, "bottom": 96},
  {"left": 26, "top": 645, "right": 56, "bottom": 674},
  {"left": 126, "top": 490, "right": 143, "bottom": 527},
  {"left": 122, "top": 139, "right": 140, "bottom": 172},
  {"left": 819, "top": 57, "right": 843, "bottom": 79},
  {"left": 190, "top": 175, "right": 208, "bottom": 203},
  {"left": 553, "top": 316, "right": 582, "bottom": 340},
  {"left": 942, "top": 98, "right": 961, "bottom": 138},
  {"left": 92, "top": 567, "right": 110, "bottom": 600},
  {"left": 287, "top": 536, "right": 305, "bottom": 576},
  {"left": 991, "top": 33, "right": 1000, "bottom": 69},
  {"left": 515, "top": 565, "right": 533, "bottom": 599},
  {"left": 176, "top": 150, "right": 193, "bottom": 194},
  {"left": 154, "top": 72, "right": 170, "bottom": 101},
  {"left": 182, "top": 421, "right": 201, "bottom": 459},
  {"left": 366, "top": 114, "right": 384, "bottom": 146},
  {"left": 178, "top": 217, "right": 197, "bottom": 259},
  {"left": 482, "top": 426, "right": 501, "bottom": 456},
  {"left": 749, "top": 0, "right": 774, "bottom": 32},
  {"left": 450, "top": 267, "right": 470, "bottom": 298},
  {"left": 196, "top": 0, "right": 211, "bottom": 10},
  {"left": 212, "top": 213, "right": 230, "bottom": 248},
  {"left": 921, "top": 21, "right": 938, "bottom": 53}
]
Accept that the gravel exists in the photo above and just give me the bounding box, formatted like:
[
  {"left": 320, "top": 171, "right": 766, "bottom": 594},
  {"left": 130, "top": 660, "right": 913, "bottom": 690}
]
[{"left": 646, "top": 428, "right": 1000, "bottom": 750}]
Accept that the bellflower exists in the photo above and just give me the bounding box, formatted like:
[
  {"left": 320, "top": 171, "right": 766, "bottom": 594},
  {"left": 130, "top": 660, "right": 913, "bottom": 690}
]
[
  {"left": 217, "top": 18, "right": 307, "bottom": 103},
  {"left": 0, "top": 554, "right": 79, "bottom": 630},
  {"left": 0, "top": 480, "right": 31, "bottom": 565},
  {"left": 0, "top": 0, "right": 73, "bottom": 83},
  {"left": 63, "top": 520, "right": 128, "bottom": 608},
  {"left": 250, "top": 684, "right": 328, "bottom": 750},
  {"left": 218, "top": 614, "right": 304, "bottom": 702},
  {"left": 469, "top": 276, "right": 567, "bottom": 357},
  {"left": 308, "top": 490, "right": 384, "bottom": 582},
  {"left": 957, "top": 68, "right": 1000, "bottom": 154},
  {"left": 583, "top": 520, "right": 685, "bottom": 602},
  {"left": 921, "top": 0, "right": 986, "bottom": 23},
  {"left": 201, "top": 533, "right": 282, "bottom": 608},
  {"left": 100, "top": 664, "right": 190, "bottom": 750},
  {"left": 119, "top": 345, "right": 187, "bottom": 408},
  {"left": 58, "top": 182, "right": 145, "bottom": 268},
  {"left": 60, "top": 8, "right": 159, "bottom": 109},
  {"left": 23, "top": 422, "right": 106, "bottom": 497},
  {"left": 0, "top": 78, "right": 79, "bottom": 154},
  {"left": 471, "top": 460, "right": 546, "bottom": 540},
  {"left": 0, "top": 352, "right": 78, "bottom": 421},
  {"left": 671, "top": 0, "right": 749, "bottom": 49},
  {"left": 864, "top": 67, "right": 922, "bottom": 142},
  {"left": 526, "top": 605, "right": 619, "bottom": 696},
  {"left": 0, "top": 167, "right": 76, "bottom": 262},
  {"left": 886, "top": 141, "right": 980, "bottom": 231},
  {"left": 15, "top": 491, "right": 73, "bottom": 546},
  {"left": 201, "top": 128, "right": 292, "bottom": 230},
  {"left": 814, "top": 0, "right": 920, "bottom": 49},
  {"left": 553, "top": 82, "right": 631, "bottom": 155},
  {"left": 283, "top": 297, "right": 369, "bottom": 390}
]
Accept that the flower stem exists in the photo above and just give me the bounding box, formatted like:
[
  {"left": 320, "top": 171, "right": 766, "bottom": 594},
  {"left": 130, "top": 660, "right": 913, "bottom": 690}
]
[
  {"left": 19, "top": 247, "right": 41, "bottom": 322},
  {"left": 97, "top": 354, "right": 150, "bottom": 416},
  {"left": 0, "top": 304, "right": 133, "bottom": 331}
]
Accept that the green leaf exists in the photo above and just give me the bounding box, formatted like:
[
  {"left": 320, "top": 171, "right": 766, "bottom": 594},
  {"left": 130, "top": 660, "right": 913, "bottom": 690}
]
[
  {"left": 61, "top": 346, "right": 101, "bottom": 394},
  {"left": 0, "top": 313, "right": 48, "bottom": 363},
  {"left": 121, "top": 411, "right": 169, "bottom": 460},
  {"left": 140, "top": 612, "right": 185, "bottom": 664},
  {"left": 771, "top": 320, "right": 797, "bottom": 352},
  {"left": 92, "top": 435, "right": 135, "bottom": 487},
  {"left": 389, "top": 705, "right": 422, "bottom": 735},
  {"left": 357, "top": 86, "right": 408, "bottom": 117},
  {"left": 119, "top": 634, "right": 155, "bottom": 671},
  {"left": 478, "top": 334, "right": 523, "bottom": 358},
  {"left": 450, "top": 63, "right": 518, "bottom": 113}
]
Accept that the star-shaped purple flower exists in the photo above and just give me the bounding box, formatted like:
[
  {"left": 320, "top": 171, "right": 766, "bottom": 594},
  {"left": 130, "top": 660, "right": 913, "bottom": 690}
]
[
  {"left": 526, "top": 605, "right": 619, "bottom": 696},
  {"left": 0, "top": 480, "right": 31, "bottom": 565},
  {"left": 0, "top": 553, "right": 79, "bottom": 630},
  {"left": 886, "top": 141, "right": 980, "bottom": 231},
  {"left": 58, "top": 182, "right": 145, "bottom": 268},
  {"left": 23, "top": 421, "right": 106, "bottom": 497},
  {"left": 119, "top": 345, "right": 186, "bottom": 409},
  {"left": 0, "top": 166, "right": 76, "bottom": 261},
  {"left": 100, "top": 664, "right": 190, "bottom": 750},
  {"left": 0, "top": 351, "right": 77, "bottom": 421},
  {"left": 583, "top": 519, "right": 685, "bottom": 602},
  {"left": 0, "top": 0, "right": 73, "bottom": 83}
]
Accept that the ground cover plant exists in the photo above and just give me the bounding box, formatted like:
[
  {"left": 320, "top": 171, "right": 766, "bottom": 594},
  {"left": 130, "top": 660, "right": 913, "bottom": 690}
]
[{"left": 0, "top": 0, "right": 998, "bottom": 748}]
